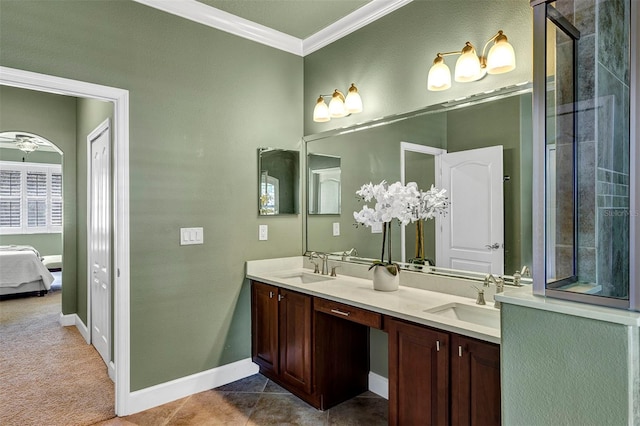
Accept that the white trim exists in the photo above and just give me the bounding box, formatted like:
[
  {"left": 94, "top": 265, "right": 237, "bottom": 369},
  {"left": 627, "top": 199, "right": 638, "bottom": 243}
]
[
  {"left": 399, "top": 141, "right": 447, "bottom": 263},
  {"left": 0, "top": 66, "right": 132, "bottom": 416},
  {"left": 58, "top": 313, "right": 90, "bottom": 343},
  {"left": 127, "top": 358, "right": 259, "bottom": 415},
  {"left": 368, "top": 371, "right": 389, "bottom": 400},
  {"left": 131, "top": 0, "right": 412, "bottom": 57},
  {"left": 302, "top": 0, "right": 413, "bottom": 55},
  {"left": 132, "top": 0, "right": 303, "bottom": 56}
]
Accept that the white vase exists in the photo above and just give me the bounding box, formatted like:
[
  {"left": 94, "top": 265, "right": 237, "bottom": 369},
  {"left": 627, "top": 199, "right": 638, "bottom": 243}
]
[{"left": 372, "top": 265, "right": 400, "bottom": 292}]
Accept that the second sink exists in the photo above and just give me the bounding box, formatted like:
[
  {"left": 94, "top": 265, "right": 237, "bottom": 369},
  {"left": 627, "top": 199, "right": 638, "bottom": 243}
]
[{"left": 424, "top": 303, "right": 500, "bottom": 329}]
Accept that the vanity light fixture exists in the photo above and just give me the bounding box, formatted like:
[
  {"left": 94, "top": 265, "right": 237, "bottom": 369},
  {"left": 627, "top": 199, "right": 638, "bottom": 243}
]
[
  {"left": 427, "top": 30, "right": 516, "bottom": 91},
  {"left": 313, "top": 83, "right": 363, "bottom": 123}
]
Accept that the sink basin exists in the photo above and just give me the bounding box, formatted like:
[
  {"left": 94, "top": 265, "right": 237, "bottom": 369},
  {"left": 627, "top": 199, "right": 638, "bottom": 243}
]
[
  {"left": 275, "top": 272, "right": 334, "bottom": 284},
  {"left": 424, "top": 303, "right": 500, "bottom": 329}
]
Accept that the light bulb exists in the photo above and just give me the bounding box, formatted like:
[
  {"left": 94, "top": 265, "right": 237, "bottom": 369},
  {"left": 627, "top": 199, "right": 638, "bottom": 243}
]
[
  {"left": 487, "top": 32, "right": 516, "bottom": 74},
  {"left": 455, "top": 42, "right": 482, "bottom": 82},
  {"left": 313, "top": 96, "right": 330, "bottom": 122},
  {"left": 427, "top": 56, "right": 451, "bottom": 91},
  {"left": 328, "top": 90, "right": 347, "bottom": 118},
  {"left": 345, "top": 84, "right": 363, "bottom": 114}
]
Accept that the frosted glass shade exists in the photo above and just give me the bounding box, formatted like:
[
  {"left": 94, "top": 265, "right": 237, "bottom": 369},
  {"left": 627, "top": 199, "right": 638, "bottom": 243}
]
[
  {"left": 329, "top": 91, "right": 347, "bottom": 118},
  {"left": 486, "top": 39, "right": 516, "bottom": 74},
  {"left": 427, "top": 61, "right": 451, "bottom": 91},
  {"left": 345, "top": 85, "right": 363, "bottom": 114},
  {"left": 313, "top": 97, "right": 330, "bottom": 122},
  {"left": 455, "top": 51, "right": 482, "bottom": 82}
]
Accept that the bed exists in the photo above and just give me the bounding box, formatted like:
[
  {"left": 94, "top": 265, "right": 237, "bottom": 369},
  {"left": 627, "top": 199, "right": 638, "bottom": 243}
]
[{"left": 0, "top": 245, "right": 55, "bottom": 297}]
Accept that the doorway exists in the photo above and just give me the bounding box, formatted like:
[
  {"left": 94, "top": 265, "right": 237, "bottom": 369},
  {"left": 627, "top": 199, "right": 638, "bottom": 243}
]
[{"left": 0, "top": 66, "right": 131, "bottom": 415}]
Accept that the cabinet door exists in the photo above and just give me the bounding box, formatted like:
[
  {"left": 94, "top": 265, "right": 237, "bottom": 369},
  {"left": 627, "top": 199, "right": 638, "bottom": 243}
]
[
  {"left": 451, "top": 334, "right": 501, "bottom": 426},
  {"left": 251, "top": 281, "right": 279, "bottom": 375},
  {"left": 279, "top": 289, "right": 313, "bottom": 395},
  {"left": 388, "top": 319, "right": 449, "bottom": 426}
]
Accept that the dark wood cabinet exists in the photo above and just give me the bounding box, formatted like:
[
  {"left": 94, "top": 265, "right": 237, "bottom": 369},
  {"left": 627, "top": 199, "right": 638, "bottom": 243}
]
[
  {"left": 388, "top": 318, "right": 450, "bottom": 426},
  {"left": 451, "top": 334, "right": 501, "bottom": 426},
  {"left": 388, "top": 318, "right": 501, "bottom": 426},
  {"left": 251, "top": 281, "right": 373, "bottom": 410}
]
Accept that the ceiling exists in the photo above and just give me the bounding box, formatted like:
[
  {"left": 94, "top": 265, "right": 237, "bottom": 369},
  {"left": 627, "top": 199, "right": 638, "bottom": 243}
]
[
  {"left": 132, "top": 0, "right": 411, "bottom": 56},
  {"left": 197, "top": 0, "right": 371, "bottom": 39}
]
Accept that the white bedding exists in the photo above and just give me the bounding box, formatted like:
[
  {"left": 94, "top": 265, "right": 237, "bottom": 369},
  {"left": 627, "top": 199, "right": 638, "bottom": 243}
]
[{"left": 0, "top": 245, "right": 54, "bottom": 290}]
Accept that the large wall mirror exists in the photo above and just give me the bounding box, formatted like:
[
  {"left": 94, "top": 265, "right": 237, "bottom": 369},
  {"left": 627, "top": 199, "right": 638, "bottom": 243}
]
[
  {"left": 305, "top": 83, "right": 533, "bottom": 278},
  {"left": 258, "top": 148, "right": 300, "bottom": 215}
]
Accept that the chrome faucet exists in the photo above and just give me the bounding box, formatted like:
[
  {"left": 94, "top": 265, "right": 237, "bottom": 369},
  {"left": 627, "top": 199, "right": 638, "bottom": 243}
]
[
  {"left": 318, "top": 253, "right": 329, "bottom": 275},
  {"left": 520, "top": 265, "right": 531, "bottom": 277},
  {"left": 341, "top": 247, "right": 358, "bottom": 261},
  {"left": 308, "top": 252, "right": 320, "bottom": 274},
  {"left": 484, "top": 274, "right": 504, "bottom": 309}
]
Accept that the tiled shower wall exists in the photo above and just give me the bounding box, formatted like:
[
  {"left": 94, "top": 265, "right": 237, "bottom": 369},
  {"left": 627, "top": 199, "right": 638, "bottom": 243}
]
[{"left": 572, "top": 0, "right": 630, "bottom": 296}]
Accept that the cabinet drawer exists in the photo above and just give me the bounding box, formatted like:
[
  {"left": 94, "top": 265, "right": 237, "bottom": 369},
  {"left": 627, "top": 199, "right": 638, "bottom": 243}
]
[{"left": 314, "top": 298, "right": 382, "bottom": 329}]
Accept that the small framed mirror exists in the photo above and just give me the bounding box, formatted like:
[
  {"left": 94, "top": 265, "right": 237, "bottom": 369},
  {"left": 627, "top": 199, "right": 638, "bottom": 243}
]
[
  {"left": 258, "top": 148, "right": 299, "bottom": 216},
  {"left": 308, "top": 153, "right": 341, "bottom": 215}
]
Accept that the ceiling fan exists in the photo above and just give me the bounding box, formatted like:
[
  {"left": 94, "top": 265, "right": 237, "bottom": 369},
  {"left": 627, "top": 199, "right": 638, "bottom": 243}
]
[{"left": 0, "top": 132, "right": 50, "bottom": 158}]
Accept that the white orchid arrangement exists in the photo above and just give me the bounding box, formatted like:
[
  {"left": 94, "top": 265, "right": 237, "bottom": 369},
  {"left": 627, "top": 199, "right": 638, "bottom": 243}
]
[{"left": 353, "top": 181, "right": 448, "bottom": 275}]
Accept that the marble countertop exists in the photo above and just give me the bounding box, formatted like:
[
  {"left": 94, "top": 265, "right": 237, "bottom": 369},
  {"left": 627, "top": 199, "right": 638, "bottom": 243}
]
[{"left": 246, "top": 257, "right": 501, "bottom": 344}]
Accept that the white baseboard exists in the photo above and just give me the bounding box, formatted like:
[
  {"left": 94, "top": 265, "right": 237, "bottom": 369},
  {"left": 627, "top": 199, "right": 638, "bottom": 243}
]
[
  {"left": 127, "top": 358, "right": 259, "bottom": 415},
  {"left": 59, "top": 313, "right": 90, "bottom": 343},
  {"left": 368, "top": 371, "right": 389, "bottom": 400}
]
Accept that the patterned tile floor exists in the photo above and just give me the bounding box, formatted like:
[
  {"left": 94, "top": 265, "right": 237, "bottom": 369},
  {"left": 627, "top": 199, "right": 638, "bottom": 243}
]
[{"left": 95, "top": 373, "right": 388, "bottom": 425}]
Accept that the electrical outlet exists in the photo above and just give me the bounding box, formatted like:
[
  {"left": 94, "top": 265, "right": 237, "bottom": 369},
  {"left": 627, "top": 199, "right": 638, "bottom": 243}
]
[
  {"left": 259, "top": 225, "right": 268, "bottom": 241},
  {"left": 371, "top": 222, "right": 383, "bottom": 234},
  {"left": 332, "top": 222, "right": 340, "bottom": 236}
]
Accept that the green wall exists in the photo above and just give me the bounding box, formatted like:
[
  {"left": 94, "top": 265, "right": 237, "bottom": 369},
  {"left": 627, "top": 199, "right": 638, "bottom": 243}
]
[
  {"left": 0, "top": 0, "right": 303, "bottom": 391},
  {"left": 501, "top": 303, "right": 637, "bottom": 425},
  {"left": 0, "top": 85, "right": 76, "bottom": 313}
]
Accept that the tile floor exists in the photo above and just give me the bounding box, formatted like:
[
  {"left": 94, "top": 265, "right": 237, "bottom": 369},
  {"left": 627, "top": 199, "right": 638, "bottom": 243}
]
[{"left": 96, "top": 373, "right": 388, "bottom": 425}]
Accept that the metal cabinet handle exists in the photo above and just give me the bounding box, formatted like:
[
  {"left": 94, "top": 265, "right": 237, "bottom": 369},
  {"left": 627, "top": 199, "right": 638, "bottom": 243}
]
[
  {"left": 458, "top": 346, "right": 463, "bottom": 357},
  {"left": 278, "top": 294, "right": 285, "bottom": 302},
  {"left": 436, "top": 340, "right": 441, "bottom": 352},
  {"left": 330, "top": 308, "right": 350, "bottom": 317},
  {"left": 269, "top": 291, "right": 274, "bottom": 298}
]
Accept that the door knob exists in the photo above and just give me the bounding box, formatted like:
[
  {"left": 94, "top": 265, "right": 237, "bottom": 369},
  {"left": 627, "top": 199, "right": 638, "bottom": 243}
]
[{"left": 485, "top": 243, "right": 500, "bottom": 250}]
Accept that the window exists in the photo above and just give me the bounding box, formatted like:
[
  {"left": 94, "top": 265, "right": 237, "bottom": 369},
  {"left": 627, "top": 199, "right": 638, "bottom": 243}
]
[{"left": 0, "top": 161, "right": 62, "bottom": 234}]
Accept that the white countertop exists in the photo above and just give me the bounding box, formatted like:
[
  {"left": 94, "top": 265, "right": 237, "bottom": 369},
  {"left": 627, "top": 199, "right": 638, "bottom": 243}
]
[{"left": 246, "top": 257, "right": 501, "bottom": 344}]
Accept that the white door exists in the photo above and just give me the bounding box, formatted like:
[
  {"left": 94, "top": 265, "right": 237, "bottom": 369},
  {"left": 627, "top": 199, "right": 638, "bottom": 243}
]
[
  {"left": 437, "top": 146, "right": 504, "bottom": 274},
  {"left": 89, "top": 122, "right": 111, "bottom": 366}
]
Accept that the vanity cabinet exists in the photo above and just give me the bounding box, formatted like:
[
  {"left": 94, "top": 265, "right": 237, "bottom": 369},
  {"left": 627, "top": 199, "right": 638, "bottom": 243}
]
[
  {"left": 251, "top": 281, "right": 372, "bottom": 410},
  {"left": 388, "top": 318, "right": 500, "bottom": 426},
  {"left": 251, "top": 281, "right": 313, "bottom": 397}
]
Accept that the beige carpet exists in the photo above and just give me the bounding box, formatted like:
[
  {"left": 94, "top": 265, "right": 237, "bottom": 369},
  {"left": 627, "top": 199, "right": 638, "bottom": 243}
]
[{"left": 0, "top": 291, "right": 115, "bottom": 425}]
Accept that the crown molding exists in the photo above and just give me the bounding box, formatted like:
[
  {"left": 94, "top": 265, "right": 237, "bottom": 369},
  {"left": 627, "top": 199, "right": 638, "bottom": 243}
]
[
  {"left": 132, "top": 0, "right": 304, "bottom": 56},
  {"left": 132, "top": 0, "right": 412, "bottom": 57},
  {"left": 302, "top": 0, "right": 413, "bottom": 55}
]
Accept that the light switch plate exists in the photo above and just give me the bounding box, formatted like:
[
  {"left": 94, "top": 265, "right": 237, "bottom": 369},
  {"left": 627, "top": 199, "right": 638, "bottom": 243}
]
[
  {"left": 259, "top": 224, "right": 268, "bottom": 241},
  {"left": 180, "top": 227, "right": 204, "bottom": 245},
  {"left": 332, "top": 222, "right": 340, "bottom": 236},
  {"left": 371, "top": 222, "right": 383, "bottom": 234}
]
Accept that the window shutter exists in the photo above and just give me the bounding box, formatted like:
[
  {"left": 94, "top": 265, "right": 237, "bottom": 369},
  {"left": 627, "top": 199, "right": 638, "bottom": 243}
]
[
  {"left": 50, "top": 173, "right": 63, "bottom": 227},
  {"left": 0, "top": 170, "right": 22, "bottom": 228}
]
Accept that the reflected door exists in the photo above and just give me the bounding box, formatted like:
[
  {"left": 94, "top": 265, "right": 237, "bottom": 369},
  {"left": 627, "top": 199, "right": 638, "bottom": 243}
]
[{"left": 438, "top": 146, "right": 504, "bottom": 274}]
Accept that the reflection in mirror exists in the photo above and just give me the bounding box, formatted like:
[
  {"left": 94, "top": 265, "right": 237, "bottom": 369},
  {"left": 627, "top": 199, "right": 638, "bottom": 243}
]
[
  {"left": 308, "top": 154, "right": 341, "bottom": 215},
  {"left": 305, "top": 83, "right": 533, "bottom": 277},
  {"left": 258, "top": 148, "right": 299, "bottom": 216}
]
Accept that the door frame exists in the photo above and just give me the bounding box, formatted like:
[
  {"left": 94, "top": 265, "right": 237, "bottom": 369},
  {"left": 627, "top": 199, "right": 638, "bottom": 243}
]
[
  {"left": 87, "top": 118, "right": 113, "bottom": 378},
  {"left": 399, "top": 141, "right": 447, "bottom": 263},
  {"left": 0, "top": 66, "right": 131, "bottom": 415}
]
